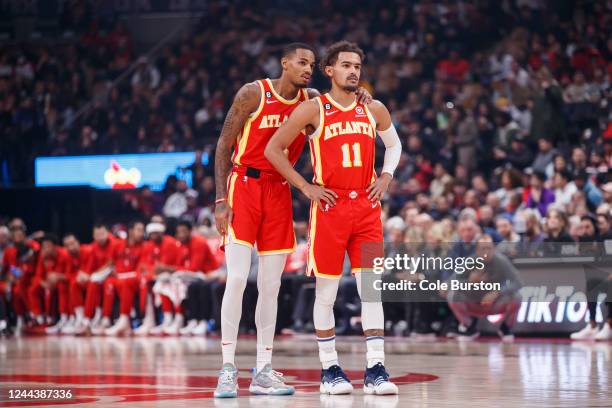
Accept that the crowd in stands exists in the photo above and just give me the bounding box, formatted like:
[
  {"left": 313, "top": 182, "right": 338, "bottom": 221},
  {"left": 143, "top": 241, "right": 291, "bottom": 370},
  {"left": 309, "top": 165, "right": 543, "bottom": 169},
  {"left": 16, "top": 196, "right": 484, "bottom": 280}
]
[{"left": 0, "top": 0, "right": 611, "bottom": 339}]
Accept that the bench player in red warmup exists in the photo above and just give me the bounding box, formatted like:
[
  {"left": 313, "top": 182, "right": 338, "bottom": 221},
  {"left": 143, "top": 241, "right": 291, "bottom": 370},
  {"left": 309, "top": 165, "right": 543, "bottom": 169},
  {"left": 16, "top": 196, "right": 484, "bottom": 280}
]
[
  {"left": 213, "top": 43, "right": 371, "bottom": 397},
  {"left": 266, "top": 41, "right": 402, "bottom": 395}
]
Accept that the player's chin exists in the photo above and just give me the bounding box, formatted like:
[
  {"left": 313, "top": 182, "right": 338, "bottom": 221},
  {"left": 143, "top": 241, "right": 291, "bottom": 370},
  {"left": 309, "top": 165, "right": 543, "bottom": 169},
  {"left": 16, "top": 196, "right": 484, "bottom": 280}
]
[
  {"left": 343, "top": 84, "right": 358, "bottom": 92},
  {"left": 295, "top": 79, "right": 310, "bottom": 88}
]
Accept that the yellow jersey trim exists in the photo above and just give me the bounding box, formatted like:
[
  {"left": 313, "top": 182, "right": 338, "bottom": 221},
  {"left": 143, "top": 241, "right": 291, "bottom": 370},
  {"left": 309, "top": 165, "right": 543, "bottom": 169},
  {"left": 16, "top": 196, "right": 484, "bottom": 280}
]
[
  {"left": 234, "top": 80, "right": 266, "bottom": 165},
  {"left": 311, "top": 97, "right": 325, "bottom": 185},
  {"left": 325, "top": 92, "right": 357, "bottom": 112},
  {"left": 265, "top": 78, "right": 301, "bottom": 105}
]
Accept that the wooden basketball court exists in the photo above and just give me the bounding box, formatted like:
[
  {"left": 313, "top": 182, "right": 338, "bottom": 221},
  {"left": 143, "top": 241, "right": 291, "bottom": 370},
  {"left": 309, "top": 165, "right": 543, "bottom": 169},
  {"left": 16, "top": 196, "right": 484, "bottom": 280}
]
[{"left": 0, "top": 335, "right": 609, "bottom": 407}]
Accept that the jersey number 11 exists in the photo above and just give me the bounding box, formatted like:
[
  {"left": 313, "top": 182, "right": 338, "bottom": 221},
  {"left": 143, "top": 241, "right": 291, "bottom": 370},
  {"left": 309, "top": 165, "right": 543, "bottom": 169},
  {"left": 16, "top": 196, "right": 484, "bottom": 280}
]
[{"left": 341, "top": 143, "right": 362, "bottom": 168}]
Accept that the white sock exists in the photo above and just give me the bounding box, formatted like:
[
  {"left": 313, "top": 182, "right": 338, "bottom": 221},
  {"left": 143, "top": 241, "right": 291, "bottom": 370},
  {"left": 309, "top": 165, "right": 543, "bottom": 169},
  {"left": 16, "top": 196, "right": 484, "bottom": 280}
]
[
  {"left": 313, "top": 277, "right": 340, "bottom": 369},
  {"left": 174, "top": 313, "right": 184, "bottom": 327},
  {"left": 221, "top": 240, "right": 252, "bottom": 366},
  {"left": 256, "top": 345, "right": 272, "bottom": 372},
  {"left": 93, "top": 307, "right": 102, "bottom": 323},
  {"left": 222, "top": 342, "right": 237, "bottom": 367},
  {"left": 0, "top": 320, "right": 6, "bottom": 330},
  {"left": 366, "top": 336, "right": 385, "bottom": 368},
  {"left": 143, "top": 294, "right": 155, "bottom": 324},
  {"left": 255, "top": 253, "right": 286, "bottom": 372},
  {"left": 317, "top": 336, "right": 338, "bottom": 369},
  {"left": 74, "top": 307, "right": 84, "bottom": 323},
  {"left": 161, "top": 312, "right": 173, "bottom": 325}
]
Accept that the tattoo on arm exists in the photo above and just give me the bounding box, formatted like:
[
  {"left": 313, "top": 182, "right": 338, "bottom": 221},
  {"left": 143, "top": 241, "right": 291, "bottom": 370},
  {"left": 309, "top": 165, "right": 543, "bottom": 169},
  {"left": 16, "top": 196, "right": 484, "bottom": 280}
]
[{"left": 214, "top": 83, "right": 259, "bottom": 199}]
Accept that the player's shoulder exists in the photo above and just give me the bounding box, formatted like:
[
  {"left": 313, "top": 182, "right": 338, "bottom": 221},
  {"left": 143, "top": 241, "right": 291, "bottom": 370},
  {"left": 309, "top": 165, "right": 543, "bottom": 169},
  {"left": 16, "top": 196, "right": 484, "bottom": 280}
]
[
  {"left": 189, "top": 234, "right": 208, "bottom": 248},
  {"left": 366, "top": 99, "right": 390, "bottom": 120},
  {"left": 234, "top": 81, "right": 261, "bottom": 109},
  {"left": 163, "top": 235, "right": 178, "bottom": 245},
  {"left": 366, "top": 99, "right": 388, "bottom": 112},
  {"left": 306, "top": 88, "right": 321, "bottom": 99},
  {"left": 238, "top": 81, "right": 262, "bottom": 97},
  {"left": 299, "top": 98, "right": 321, "bottom": 111}
]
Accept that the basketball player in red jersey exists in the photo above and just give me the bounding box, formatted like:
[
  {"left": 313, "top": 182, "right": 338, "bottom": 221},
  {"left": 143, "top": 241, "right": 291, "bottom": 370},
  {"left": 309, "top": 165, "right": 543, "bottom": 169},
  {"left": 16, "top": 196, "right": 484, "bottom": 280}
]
[
  {"left": 29, "top": 234, "right": 70, "bottom": 334},
  {"left": 213, "top": 43, "right": 371, "bottom": 397},
  {"left": 59, "top": 234, "right": 92, "bottom": 334},
  {"left": 266, "top": 41, "right": 402, "bottom": 395},
  {"left": 104, "top": 221, "right": 146, "bottom": 336},
  {"left": 2, "top": 224, "right": 40, "bottom": 335}
]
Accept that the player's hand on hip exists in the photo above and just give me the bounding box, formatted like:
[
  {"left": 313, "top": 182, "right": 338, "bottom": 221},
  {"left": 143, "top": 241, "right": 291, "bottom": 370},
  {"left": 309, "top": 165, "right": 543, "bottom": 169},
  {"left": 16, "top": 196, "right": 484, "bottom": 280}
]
[
  {"left": 367, "top": 173, "right": 392, "bottom": 201},
  {"left": 356, "top": 86, "right": 373, "bottom": 104},
  {"left": 214, "top": 201, "right": 233, "bottom": 236},
  {"left": 301, "top": 184, "right": 337, "bottom": 208}
]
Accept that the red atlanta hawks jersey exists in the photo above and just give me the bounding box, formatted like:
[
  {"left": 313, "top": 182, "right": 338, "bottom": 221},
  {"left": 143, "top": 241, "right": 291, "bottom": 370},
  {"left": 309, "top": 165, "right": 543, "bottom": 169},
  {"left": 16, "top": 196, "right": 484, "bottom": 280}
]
[
  {"left": 309, "top": 93, "right": 377, "bottom": 190},
  {"left": 231, "top": 78, "right": 309, "bottom": 173}
]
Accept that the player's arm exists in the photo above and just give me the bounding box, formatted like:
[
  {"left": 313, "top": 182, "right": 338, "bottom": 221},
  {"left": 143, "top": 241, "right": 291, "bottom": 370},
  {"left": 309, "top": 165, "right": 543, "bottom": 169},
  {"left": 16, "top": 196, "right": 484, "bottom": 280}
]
[
  {"left": 47, "top": 254, "right": 68, "bottom": 286},
  {"left": 214, "top": 82, "right": 261, "bottom": 235},
  {"left": 265, "top": 100, "right": 338, "bottom": 207},
  {"left": 366, "top": 100, "right": 402, "bottom": 201}
]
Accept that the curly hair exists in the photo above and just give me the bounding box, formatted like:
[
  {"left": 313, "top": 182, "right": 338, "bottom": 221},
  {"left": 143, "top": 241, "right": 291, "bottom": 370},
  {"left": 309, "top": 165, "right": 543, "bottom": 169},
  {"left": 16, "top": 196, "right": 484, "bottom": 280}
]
[{"left": 319, "top": 41, "right": 365, "bottom": 74}]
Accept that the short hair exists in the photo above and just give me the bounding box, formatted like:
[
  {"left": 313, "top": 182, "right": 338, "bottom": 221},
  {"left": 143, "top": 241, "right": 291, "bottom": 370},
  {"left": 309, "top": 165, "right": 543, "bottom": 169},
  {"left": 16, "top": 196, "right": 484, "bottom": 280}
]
[
  {"left": 580, "top": 215, "right": 597, "bottom": 226},
  {"left": 319, "top": 41, "right": 365, "bottom": 74},
  {"left": 573, "top": 169, "right": 588, "bottom": 180},
  {"left": 93, "top": 222, "right": 107, "bottom": 230},
  {"left": 128, "top": 220, "right": 144, "bottom": 230},
  {"left": 63, "top": 232, "right": 78, "bottom": 241},
  {"left": 282, "top": 43, "right": 316, "bottom": 58},
  {"left": 176, "top": 220, "right": 193, "bottom": 230},
  {"left": 42, "top": 233, "right": 58, "bottom": 245},
  {"left": 532, "top": 170, "right": 547, "bottom": 182},
  {"left": 580, "top": 214, "right": 599, "bottom": 235},
  {"left": 556, "top": 170, "right": 571, "bottom": 181}
]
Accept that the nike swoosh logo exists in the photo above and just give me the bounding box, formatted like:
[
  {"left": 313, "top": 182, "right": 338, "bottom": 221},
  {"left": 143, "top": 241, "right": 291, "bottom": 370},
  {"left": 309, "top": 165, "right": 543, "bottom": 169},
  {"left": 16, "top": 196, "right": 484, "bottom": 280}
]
[
  {"left": 266, "top": 99, "right": 278, "bottom": 104},
  {"left": 371, "top": 202, "right": 378, "bottom": 208},
  {"left": 325, "top": 110, "right": 338, "bottom": 116},
  {"left": 222, "top": 342, "right": 232, "bottom": 346}
]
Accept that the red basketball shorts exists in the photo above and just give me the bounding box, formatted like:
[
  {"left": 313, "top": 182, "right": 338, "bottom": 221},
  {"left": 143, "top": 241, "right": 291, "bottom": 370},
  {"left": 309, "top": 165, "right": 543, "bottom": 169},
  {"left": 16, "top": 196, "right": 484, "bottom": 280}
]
[
  {"left": 223, "top": 166, "right": 296, "bottom": 254},
  {"left": 306, "top": 189, "right": 384, "bottom": 278}
]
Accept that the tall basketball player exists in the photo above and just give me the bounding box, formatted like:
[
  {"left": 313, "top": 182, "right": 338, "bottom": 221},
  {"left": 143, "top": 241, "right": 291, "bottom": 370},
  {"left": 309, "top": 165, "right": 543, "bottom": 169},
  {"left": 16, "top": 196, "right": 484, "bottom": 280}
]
[
  {"left": 214, "top": 42, "right": 371, "bottom": 397},
  {"left": 266, "top": 41, "right": 402, "bottom": 395}
]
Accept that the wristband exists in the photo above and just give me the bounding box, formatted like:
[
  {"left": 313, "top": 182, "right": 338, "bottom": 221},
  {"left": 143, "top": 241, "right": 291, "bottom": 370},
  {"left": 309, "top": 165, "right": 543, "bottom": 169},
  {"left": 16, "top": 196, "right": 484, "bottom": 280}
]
[{"left": 215, "top": 198, "right": 227, "bottom": 204}]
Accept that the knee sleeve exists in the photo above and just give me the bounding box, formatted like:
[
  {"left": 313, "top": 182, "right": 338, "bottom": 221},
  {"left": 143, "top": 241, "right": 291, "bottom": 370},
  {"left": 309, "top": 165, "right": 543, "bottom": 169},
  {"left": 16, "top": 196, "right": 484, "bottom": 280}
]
[
  {"left": 355, "top": 272, "right": 384, "bottom": 331},
  {"left": 313, "top": 277, "right": 340, "bottom": 330}
]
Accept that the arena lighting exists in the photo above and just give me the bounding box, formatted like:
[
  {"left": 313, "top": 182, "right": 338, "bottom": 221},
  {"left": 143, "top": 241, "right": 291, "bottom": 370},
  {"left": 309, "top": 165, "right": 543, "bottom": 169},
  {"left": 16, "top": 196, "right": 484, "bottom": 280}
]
[{"left": 35, "top": 152, "right": 208, "bottom": 191}]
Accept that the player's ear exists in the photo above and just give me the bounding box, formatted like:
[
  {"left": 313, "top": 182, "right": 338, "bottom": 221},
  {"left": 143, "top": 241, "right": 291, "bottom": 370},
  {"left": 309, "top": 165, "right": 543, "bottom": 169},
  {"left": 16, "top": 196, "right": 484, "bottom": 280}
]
[
  {"left": 281, "top": 57, "right": 288, "bottom": 71},
  {"left": 324, "top": 65, "right": 333, "bottom": 78}
]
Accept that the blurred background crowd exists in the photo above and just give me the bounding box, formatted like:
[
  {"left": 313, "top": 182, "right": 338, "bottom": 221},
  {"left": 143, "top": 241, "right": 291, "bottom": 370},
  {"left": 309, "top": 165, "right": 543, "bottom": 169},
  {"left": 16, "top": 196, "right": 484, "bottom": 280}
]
[{"left": 0, "top": 0, "right": 611, "bottom": 339}]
